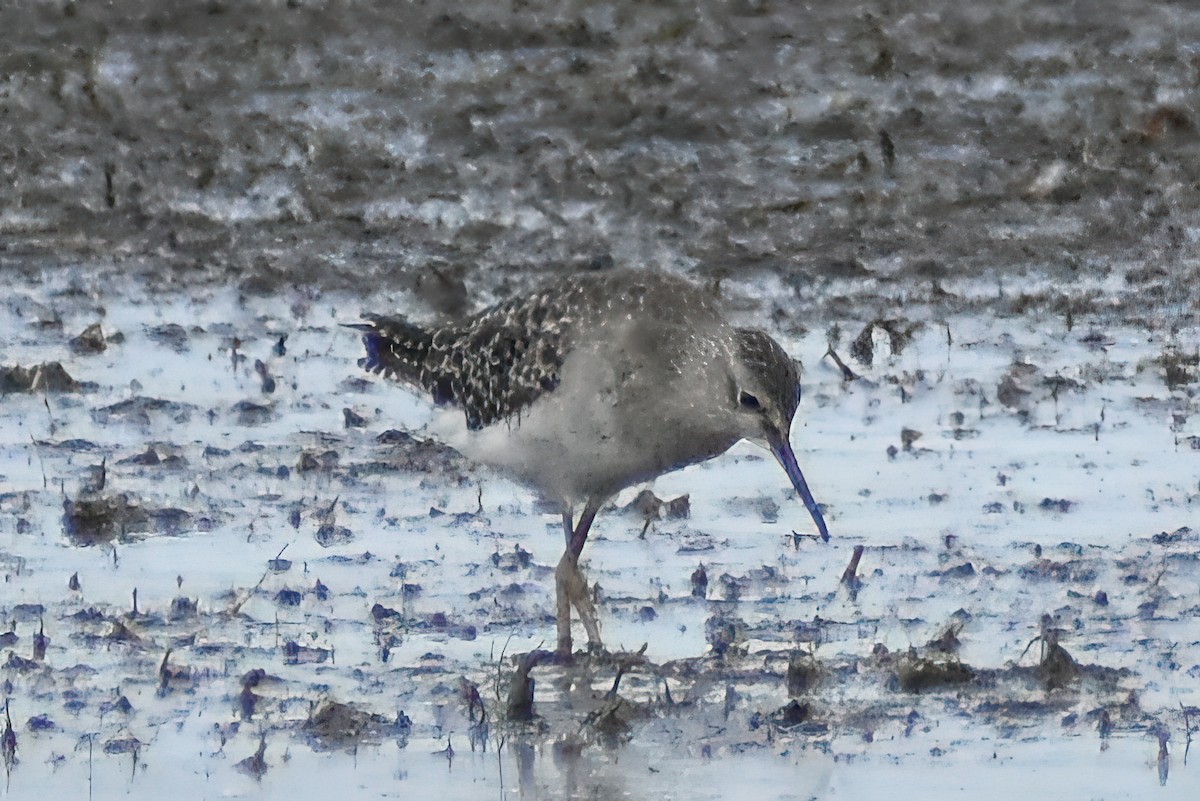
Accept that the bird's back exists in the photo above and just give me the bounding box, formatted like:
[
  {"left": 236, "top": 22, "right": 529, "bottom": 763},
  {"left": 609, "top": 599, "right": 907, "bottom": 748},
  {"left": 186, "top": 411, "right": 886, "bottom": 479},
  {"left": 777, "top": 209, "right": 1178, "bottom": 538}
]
[
  {"left": 356, "top": 270, "right": 744, "bottom": 505},
  {"left": 358, "top": 296, "right": 565, "bottom": 431},
  {"left": 358, "top": 271, "right": 716, "bottom": 419}
]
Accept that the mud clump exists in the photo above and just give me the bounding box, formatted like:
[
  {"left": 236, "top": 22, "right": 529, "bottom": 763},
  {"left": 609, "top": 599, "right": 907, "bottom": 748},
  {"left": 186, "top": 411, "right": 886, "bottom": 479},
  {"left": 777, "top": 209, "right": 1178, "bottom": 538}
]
[
  {"left": 235, "top": 736, "right": 268, "bottom": 781},
  {"left": 119, "top": 443, "right": 188, "bottom": 469},
  {"left": 1151, "top": 526, "right": 1193, "bottom": 545},
  {"left": 70, "top": 323, "right": 107, "bottom": 354},
  {"left": 231, "top": 400, "right": 276, "bottom": 426},
  {"left": 297, "top": 449, "right": 340, "bottom": 472},
  {"left": 63, "top": 493, "right": 194, "bottom": 544},
  {"left": 995, "top": 362, "right": 1041, "bottom": 410},
  {"left": 1038, "top": 641, "right": 1080, "bottom": 690},
  {"left": 705, "top": 615, "right": 746, "bottom": 657},
  {"left": 315, "top": 524, "right": 354, "bottom": 547},
  {"left": 505, "top": 650, "right": 550, "bottom": 722},
  {"left": 1018, "top": 558, "right": 1097, "bottom": 583},
  {"left": 0, "top": 362, "right": 78, "bottom": 394},
  {"left": 284, "top": 641, "right": 330, "bottom": 665},
  {"left": 159, "top": 650, "right": 198, "bottom": 693},
  {"left": 769, "top": 699, "right": 812, "bottom": 730},
  {"left": 850, "top": 319, "right": 921, "bottom": 366},
  {"left": 373, "top": 430, "right": 465, "bottom": 474},
  {"left": 623, "top": 489, "right": 690, "bottom": 530},
  {"left": 302, "top": 699, "right": 400, "bottom": 751},
  {"left": 1038, "top": 498, "right": 1075, "bottom": 513},
  {"left": 92, "top": 396, "right": 195, "bottom": 425},
  {"left": 102, "top": 734, "right": 142, "bottom": 756},
  {"left": 1155, "top": 346, "right": 1198, "bottom": 390},
  {"left": 894, "top": 656, "right": 975, "bottom": 693},
  {"left": 583, "top": 695, "right": 639, "bottom": 747},
  {"left": 787, "top": 654, "right": 822, "bottom": 696},
  {"left": 147, "top": 323, "right": 190, "bottom": 352},
  {"left": 63, "top": 495, "right": 149, "bottom": 545},
  {"left": 168, "top": 596, "right": 198, "bottom": 621}
]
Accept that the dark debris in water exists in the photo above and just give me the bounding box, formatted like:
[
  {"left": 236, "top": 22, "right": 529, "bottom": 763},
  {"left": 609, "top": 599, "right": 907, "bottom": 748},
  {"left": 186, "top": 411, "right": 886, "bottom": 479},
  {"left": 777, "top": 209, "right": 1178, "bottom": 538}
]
[
  {"left": 146, "top": 323, "right": 190, "bottom": 352},
  {"left": 850, "top": 319, "right": 921, "bottom": 366},
  {"left": 92, "top": 396, "right": 196, "bottom": 426},
  {"left": 892, "top": 655, "right": 976, "bottom": 693},
  {"left": 1038, "top": 497, "right": 1075, "bottom": 513},
  {"left": 315, "top": 524, "right": 354, "bottom": 547},
  {"left": 102, "top": 734, "right": 142, "bottom": 755},
  {"left": 63, "top": 494, "right": 149, "bottom": 545},
  {"left": 25, "top": 715, "right": 56, "bottom": 733},
  {"left": 623, "top": 489, "right": 691, "bottom": 529},
  {"left": 235, "top": 736, "right": 268, "bottom": 780},
  {"left": 302, "top": 700, "right": 403, "bottom": 751},
  {"left": 506, "top": 649, "right": 550, "bottom": 722},
  {"left": 372, "top": 430, "right": 465, "bottom": 473},
  {"left": 769, "top": 699, "right": 811, "bottom": 729},
  {"left": 1037, "top": 641, "right": 1080, "bottom": 690},
  {"left": 1017, "top": 558, "right": 1097, "bottom": 583},
  {"left": 63, "top": 493, "right": 195, "bottom": 544},
  {"left": 582, "top": 695, "right": 639, "bottom": 747},
  {"left": 284, "top": 641, "right": 331, "bottom": 665},
  {"left": 69, "top": 323, "right": 107, "bottom": 354},
  {"left": 298, "top": 449, "right": 340, "bottom": 472},
  {"left": 3, "top": 653, "right": 40, "bottom": 673},
  {"left": 0, "top": 362, "right": 79, "bottom": 394},
  {"left": 231, "top": 400, "right": 276, "bottom": 426},
  {"left": 1152, "top": 526, "right": 1194, "bottom": 545}
]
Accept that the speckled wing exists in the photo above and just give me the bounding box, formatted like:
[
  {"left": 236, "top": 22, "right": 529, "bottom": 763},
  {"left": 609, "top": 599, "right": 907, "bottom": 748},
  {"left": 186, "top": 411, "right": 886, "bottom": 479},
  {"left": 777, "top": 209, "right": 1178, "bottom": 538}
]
[{"left": 350, "top": 293, "right": 568, "bottom": 431}]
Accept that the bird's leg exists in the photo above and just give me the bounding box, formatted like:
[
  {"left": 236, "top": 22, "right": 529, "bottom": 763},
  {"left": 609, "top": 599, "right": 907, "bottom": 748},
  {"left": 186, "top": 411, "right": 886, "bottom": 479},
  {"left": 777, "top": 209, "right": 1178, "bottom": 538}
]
[
  {"left": 555, "top": 501, "right": 602, "bottom": 656},
  {"left": 555, "top": 574, "right": 571, "bottom": 655},
  {"left": 555, "top": 550, "right": 590, "bottom": 655},
  {"left": 568, "top": 502, "right": 601, "bottom": 648},
  {"left": 556, "top": 512, "right": 575, "bottom": 656}
]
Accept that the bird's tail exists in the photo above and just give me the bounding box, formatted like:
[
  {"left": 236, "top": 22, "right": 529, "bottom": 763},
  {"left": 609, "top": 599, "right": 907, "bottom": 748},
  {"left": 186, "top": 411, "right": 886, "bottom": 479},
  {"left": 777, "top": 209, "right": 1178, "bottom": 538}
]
[{"left": 341, "top": 317, "right": 434, "bottom": 384}]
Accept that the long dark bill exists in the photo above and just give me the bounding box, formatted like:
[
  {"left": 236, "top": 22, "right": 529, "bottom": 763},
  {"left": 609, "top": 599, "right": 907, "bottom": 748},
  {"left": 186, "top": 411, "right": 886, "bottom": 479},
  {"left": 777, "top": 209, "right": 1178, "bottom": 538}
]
[{"left": 770, "top": 434, "right": 829, "bottom": 542}]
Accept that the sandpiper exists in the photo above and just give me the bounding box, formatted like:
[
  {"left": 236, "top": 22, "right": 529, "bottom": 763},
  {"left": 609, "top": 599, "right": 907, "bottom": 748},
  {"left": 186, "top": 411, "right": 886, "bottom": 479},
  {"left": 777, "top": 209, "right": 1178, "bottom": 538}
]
[{"left": 349, "top": 269, "right": 827, "bottom": 655}]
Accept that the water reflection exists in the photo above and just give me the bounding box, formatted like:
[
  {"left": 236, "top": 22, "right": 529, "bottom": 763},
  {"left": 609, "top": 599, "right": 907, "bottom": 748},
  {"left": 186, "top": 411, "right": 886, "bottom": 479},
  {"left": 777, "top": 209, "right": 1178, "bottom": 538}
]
[{"left": 508, "top": 735, "right": 631, "bottom": 801}]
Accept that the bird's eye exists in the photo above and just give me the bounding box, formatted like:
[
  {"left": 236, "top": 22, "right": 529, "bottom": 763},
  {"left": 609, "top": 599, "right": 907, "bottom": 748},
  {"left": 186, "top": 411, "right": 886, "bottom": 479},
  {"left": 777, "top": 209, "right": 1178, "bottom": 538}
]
[{"left": 738, "top": 390, "right": 761, "bottom": 410}]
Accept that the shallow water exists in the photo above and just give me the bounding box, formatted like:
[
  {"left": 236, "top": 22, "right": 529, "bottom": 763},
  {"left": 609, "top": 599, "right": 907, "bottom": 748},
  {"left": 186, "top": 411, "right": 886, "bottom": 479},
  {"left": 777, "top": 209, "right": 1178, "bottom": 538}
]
[
  {"left": 4, "top": 1, "right": 1200, "bottom": 797},
  {"left": 2, "top": 271, "right": 1198, "bottom": 799}
]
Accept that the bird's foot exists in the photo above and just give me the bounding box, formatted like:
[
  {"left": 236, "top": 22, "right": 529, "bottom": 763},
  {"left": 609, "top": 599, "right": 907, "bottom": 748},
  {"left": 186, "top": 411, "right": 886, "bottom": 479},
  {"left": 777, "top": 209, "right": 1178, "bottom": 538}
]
[
  {"left": 567, "top": 559, "right": 602, "bottom": 651},
  {"left": 549, "top": 648, "right": 578, "bottom": 666}
]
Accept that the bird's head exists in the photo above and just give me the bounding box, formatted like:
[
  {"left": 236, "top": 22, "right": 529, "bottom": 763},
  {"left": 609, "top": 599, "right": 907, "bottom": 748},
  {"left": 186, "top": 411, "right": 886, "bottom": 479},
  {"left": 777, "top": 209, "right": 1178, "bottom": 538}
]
[{"left": 729, "top": 328, "right": 828, "bottom": 541}]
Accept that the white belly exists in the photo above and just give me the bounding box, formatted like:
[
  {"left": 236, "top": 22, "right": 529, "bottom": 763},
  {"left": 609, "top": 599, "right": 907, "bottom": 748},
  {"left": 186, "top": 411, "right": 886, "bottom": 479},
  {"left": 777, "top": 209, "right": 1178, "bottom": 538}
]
[{"left": 429, "top": 342, "right": 739, "bottom": 507}]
